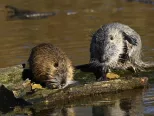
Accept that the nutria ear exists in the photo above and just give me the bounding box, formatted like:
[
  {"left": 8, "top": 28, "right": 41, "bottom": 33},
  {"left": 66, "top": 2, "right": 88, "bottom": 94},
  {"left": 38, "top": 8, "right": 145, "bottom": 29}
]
[{"left": 122, "top": 32, "right": 137, "bottom": 46}]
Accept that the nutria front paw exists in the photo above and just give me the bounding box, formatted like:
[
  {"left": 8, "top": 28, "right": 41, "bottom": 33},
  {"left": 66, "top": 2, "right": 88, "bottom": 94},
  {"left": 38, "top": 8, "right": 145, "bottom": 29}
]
[{"left": 97, "top": 76, "right": 108, "bottom": 81}]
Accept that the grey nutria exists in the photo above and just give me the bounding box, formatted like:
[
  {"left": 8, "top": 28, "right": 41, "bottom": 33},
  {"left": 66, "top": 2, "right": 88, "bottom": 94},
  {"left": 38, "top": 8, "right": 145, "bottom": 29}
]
[
  {"left": 28, "top": 43, "right": 76, "bottom": 89},
  {"left": 76, "top": 22, "right": 154, "bottom": 81},
  {"left": 89, "top": 22, "right": 154, "bottom": 81}
]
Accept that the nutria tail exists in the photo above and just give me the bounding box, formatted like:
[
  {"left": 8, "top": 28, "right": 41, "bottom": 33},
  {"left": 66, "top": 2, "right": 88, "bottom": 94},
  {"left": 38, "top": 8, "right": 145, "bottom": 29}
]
[{"left": 28, "top": 43, "right": 76, "bottom": 89}]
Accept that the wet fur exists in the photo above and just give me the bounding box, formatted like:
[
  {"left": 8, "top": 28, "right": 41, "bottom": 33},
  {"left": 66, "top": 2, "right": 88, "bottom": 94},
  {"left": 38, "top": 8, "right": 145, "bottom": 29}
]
[
  {"left": 28, "top": 43, "right": 74, "bottom": 88},
  {"left": 89, "top": 22, "right": 154, "bottom": 80}
]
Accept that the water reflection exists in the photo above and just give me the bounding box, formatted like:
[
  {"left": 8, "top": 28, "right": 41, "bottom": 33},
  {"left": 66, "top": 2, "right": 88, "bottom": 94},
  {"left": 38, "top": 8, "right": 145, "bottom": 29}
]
[
  {"left": 29, "top": 89, "right": 144, "bottom": 116},
  {"left": 119, "top": 99, "right": 132, "bottom": 116},
  {"left": 144, "top": 84, "right": 154, "bottom": 115},
  {"left": 92, "top": 90, "right": 144, "bottom": 116}
]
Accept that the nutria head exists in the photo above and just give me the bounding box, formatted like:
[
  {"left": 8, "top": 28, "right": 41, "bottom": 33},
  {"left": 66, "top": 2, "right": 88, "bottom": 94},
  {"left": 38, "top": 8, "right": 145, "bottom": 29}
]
[
  {"left": 28, "top": 43, "right": 76, "bottom": 89},
  {"left": 90, "top": 23, "right": 142, "bottom": 80}
]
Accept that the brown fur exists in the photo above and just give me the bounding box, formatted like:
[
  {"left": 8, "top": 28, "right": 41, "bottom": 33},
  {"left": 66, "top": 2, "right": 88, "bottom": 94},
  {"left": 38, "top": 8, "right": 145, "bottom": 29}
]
[{"left": 28, "top": 43, "right": 74, "bottom": 88}]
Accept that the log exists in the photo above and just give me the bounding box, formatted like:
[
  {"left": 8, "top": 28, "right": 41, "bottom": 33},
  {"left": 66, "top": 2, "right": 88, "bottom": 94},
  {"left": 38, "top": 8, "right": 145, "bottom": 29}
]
[
  {"left": 5, "top": 5, "right": 56, "bottom": 20},
  {"left": 45, "top": 76, "right": 148, "bottom": 104},
  {"left": 0, "top": 65, "right": 149, "bottom": 105}
]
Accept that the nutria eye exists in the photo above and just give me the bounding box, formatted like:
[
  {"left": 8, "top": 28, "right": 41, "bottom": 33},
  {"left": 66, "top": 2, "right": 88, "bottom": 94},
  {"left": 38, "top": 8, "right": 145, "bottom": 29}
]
[
  {"left": 54, "top": 63, "right": 58, "bottom": 67},
  {"left": 110, "top": 36, "right": 114, "bottom": 40}
]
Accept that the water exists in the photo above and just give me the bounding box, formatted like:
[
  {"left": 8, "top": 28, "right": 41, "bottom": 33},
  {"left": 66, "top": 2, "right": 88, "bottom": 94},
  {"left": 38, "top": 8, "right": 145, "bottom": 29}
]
[
  {"left": 1, "top": 0, "right": 154, "bottom": 115},
  {"left": 33, "top": 89, "right": 146, "bottom": 116}
]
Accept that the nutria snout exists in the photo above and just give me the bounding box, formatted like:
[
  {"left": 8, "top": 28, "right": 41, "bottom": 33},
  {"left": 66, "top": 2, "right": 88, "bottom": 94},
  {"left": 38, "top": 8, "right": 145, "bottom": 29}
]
[
  {"left": 90, "top": 22, "right": 154, "bottom": 81},
  {"left": 28, "top": 43, "right": 76, "bottom": 89}
]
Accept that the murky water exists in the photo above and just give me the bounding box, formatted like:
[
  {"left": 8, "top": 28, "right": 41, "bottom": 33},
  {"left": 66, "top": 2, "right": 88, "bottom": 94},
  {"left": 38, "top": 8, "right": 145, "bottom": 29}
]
[{"left": 1, "top": 0, "right": 154, "bottom": 115}]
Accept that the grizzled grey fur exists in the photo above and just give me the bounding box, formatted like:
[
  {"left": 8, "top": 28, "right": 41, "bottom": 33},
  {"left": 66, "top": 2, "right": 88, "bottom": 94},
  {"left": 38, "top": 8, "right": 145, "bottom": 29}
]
[{"left": 90, "top": 22, "right": 151, "bottom": 81}]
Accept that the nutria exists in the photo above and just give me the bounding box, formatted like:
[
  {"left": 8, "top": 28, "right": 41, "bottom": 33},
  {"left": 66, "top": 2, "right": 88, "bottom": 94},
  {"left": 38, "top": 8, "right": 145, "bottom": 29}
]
[
  {"left": 89, "top": 22, "right": 154, "bottom": 81},
  {"left": 28, "top": 43, "right": 76, "bottom": 89}
]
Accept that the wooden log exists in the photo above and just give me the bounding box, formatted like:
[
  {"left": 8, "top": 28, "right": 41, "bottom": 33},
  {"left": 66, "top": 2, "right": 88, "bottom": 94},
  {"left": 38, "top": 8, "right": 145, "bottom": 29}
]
[
  {"left": 0, "top": 65, "right": 149, "bottom": 105},
  {"left": 46, "top": 77, "right": 148, "bottom": 104}
]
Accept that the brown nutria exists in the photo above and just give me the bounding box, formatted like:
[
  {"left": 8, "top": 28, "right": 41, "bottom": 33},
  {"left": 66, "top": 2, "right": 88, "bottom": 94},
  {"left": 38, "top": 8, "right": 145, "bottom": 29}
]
[
  {"left": 89, "top": 22, "right": 154, "bottom": 81},
  {"left": 28, "top": 43, "right": 76, "bottom": 89}
]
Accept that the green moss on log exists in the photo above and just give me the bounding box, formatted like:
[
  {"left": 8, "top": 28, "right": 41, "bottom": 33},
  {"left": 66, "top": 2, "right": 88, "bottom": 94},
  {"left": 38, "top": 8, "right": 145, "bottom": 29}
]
[{"left": 0, "top": 65, "right": 149, "bottom": 105}]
